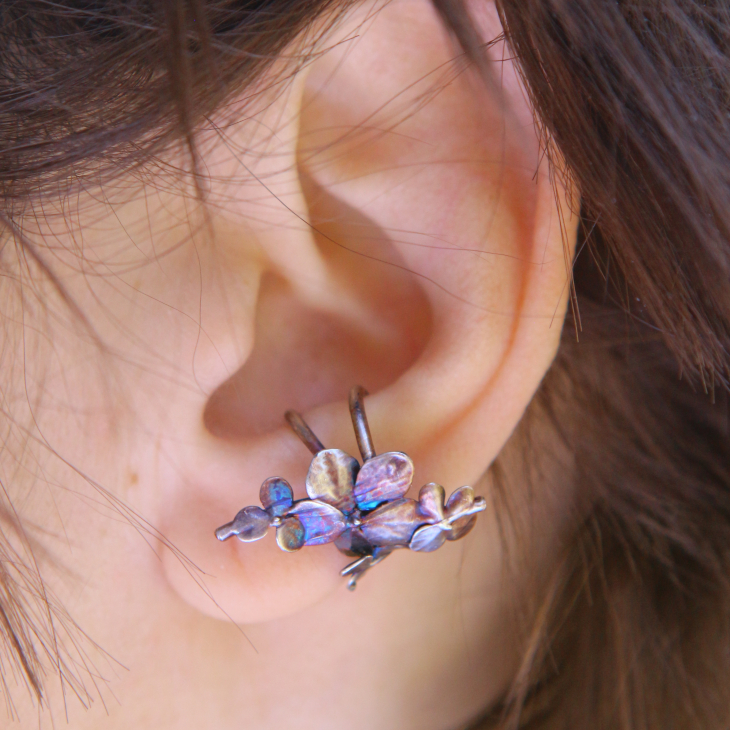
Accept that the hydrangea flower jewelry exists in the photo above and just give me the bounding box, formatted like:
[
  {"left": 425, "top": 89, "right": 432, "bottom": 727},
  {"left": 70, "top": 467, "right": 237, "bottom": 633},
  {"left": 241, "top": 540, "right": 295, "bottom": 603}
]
[{"left": 215, "top": 386, "right": 487, "bottom": 589}]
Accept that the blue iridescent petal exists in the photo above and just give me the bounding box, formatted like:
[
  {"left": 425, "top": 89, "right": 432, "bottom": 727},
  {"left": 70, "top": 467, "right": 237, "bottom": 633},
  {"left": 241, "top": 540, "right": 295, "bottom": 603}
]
[
  {"left": 360, "top": 498, "right": 424, "bottom": 547},
  {"left": 288, "top": 500, "right": 347, "bottom": 546},
  {"left": 354, "top": 452, "right": 413, "bottom": 510},
  {"left": 260, "top": 477, "right": 294, "bottom": 517},
  {"left": 305, "top": 449, "right": 359, "bottom": 514},
  {"left": 276, "top": 516, "right": 306, "bottom": 552}
]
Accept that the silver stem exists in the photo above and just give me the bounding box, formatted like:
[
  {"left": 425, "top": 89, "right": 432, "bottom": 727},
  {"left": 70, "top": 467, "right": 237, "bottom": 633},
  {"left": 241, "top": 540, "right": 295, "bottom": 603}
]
[
  {"left": 284, "top": 410, "right": 325, "bottom": 455},
  {"left": 349, "top": 385, "right": 376, "bottom": 462}
]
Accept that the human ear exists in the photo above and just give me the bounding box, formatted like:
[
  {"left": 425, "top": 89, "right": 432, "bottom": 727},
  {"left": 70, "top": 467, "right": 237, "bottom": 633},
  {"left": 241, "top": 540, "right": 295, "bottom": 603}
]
[{"left": 158, "top": 0, "right": 578, "bottom": 624}]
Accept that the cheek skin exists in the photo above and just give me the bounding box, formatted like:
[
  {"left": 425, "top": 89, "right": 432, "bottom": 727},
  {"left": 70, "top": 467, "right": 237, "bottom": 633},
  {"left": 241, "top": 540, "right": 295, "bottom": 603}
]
[{"left": 162, "top": 515, "right": 347, "bottom": 624}]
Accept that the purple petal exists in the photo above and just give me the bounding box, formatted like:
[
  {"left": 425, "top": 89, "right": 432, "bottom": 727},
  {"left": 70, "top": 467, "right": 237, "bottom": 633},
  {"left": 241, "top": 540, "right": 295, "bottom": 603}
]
[
  {"left": 445, "top": 486, "right": 475, "bottom": 521},
  {"left": 288, "top": 500, "right": 347, "bottom": 546},
  {"left": 305, "top": 449, "right": 358, "bottom": 513},
  {"left": 360, "top": 498, "right": 425, "bottom": 547},
  {"left": 354, "top": 452, "right": 414, "bottom": 510},
  {"left": 417, "top": 483, "right": 446, "bottom": 522},
  {"left": 259, "top": 477, "right": 294, "bottom": 517},
  {"left": 447, "top": 514, "right": 478, "bottom": 541},
  {"left": 215, "top": 506, "right": 270, "bottom": 542},
  {"left": 276, "top": 516, "right": 305, "bottom": 552},
  {"left": 334, "top": 527, "right": 373, "bottom": 556},
  {"left": 410, "top": 524, "right": 448, "bottom": 552}
]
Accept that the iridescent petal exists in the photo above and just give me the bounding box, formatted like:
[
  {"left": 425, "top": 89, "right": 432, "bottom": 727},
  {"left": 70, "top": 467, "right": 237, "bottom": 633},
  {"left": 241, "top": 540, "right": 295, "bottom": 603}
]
[
  {"left": 417, "top": 483, "right": 446, "bottom": 522},
  {"left": 215, "top": 506, "right": 270, "bottom": 542},
  {"left": 354, "top": 452, "right": 414, "bottom": 510},
  {"left": 360, "top": 498, "right": 424, "bottom": 547},
  {"left": 276, "top": 516, "right": 305, "bottom": 552},
  {"left": 445, "top": 486, "right": 475, "bottom": 521},
  {"left": 409, "top": 524, "right": 448, "bottom": 552},
  {"left": 305, "top": 449, "right": 358, "bottom": 514},
  {"left": 288, "top": 500, "right": 347, "bottom": 546},
  {"left": 334, "top": 527, "right": 372, "bottom": 556},
  {"left": 259, "top": 477, "right": 294, "bottom": 517},
  {"left": 447, "top": 514, "right": 478, "bottom": 541}
]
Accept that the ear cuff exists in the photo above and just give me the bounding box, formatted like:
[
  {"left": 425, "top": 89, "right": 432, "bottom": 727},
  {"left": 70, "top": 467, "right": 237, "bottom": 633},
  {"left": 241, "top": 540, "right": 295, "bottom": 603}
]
[{"left": 215, "top": 386, "right": 487, "bottom": 590}]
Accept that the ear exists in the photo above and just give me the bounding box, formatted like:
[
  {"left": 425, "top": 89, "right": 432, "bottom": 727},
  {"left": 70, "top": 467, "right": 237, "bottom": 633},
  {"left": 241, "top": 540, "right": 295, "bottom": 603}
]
[{"left": 158, "top": 0, "right": 578, "bottom": 623}]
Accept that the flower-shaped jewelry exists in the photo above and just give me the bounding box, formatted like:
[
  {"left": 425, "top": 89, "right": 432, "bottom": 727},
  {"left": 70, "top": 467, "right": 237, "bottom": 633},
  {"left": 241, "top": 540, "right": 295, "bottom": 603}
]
[{"left": 215, "top": 386, "right": 487, "bottom": 589}]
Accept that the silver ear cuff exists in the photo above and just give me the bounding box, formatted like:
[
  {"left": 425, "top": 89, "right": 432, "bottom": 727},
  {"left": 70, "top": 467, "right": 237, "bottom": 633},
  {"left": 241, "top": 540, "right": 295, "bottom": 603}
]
[{"left": 215, "top": 386, "right": 487, "bottom": 589}]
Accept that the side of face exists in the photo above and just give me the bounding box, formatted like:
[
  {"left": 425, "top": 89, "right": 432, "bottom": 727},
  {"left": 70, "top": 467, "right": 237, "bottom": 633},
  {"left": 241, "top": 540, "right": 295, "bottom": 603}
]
[{"left": 0, "top": 1, "right": 579, "bottom": 727}]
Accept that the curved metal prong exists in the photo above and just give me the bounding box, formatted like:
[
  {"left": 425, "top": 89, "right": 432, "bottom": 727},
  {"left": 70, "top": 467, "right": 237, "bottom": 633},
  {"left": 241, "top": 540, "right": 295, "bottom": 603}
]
[
  {"left": 341, "top": 554, "right": 373, "bottom": 591},
  {"left": 349, "top": 385, "right": 376, "bottom": 462},
  {"left": 341, "top": 554, "right": 373, "bottom": 577},
  {"left": 341, "top": 546, "right": 395, "bottom": 590},
  {"left": 285, "top": 410, "right": 325, "bottom": 455}
]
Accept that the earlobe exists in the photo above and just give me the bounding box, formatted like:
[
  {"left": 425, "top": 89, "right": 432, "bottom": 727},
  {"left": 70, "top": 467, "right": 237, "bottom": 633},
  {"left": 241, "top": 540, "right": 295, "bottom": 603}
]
[{"left": 158, "top": 0, "right": 578, "bottom": 624}]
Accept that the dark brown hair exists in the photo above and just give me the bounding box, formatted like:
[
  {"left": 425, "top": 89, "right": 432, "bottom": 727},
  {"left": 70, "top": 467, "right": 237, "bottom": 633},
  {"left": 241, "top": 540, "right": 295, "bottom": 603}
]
[{"left": 1, "top": 1, "right": 730, "bottom": 728}]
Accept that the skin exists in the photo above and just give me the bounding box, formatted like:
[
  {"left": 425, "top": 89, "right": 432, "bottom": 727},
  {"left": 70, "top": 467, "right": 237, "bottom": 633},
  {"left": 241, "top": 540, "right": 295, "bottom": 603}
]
[{"left": 0, "top": 2, "right": 578, "bottom": 728}]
